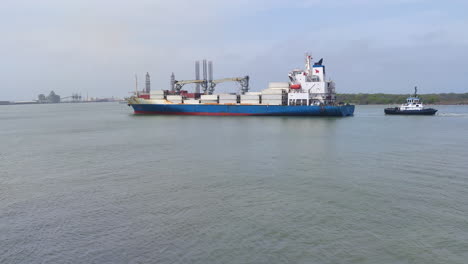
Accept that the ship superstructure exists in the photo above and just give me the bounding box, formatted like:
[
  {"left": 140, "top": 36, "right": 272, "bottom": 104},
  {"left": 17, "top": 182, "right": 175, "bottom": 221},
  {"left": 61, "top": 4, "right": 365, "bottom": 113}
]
[
  {"left": 287, "top": 55, "right": 336, "bottom": 106},
  {"left": 127, "top": 54, "right": 354, "bottom": 116}
]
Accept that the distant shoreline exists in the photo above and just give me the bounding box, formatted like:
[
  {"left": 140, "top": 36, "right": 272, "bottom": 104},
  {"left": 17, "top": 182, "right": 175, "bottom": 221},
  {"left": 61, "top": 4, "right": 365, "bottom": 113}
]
[
  {"left": 0, "top": 100, "right": 124, "bottom": 106},
  {"left": 337, "top": 93, "right": 468, "bottom": 105}
]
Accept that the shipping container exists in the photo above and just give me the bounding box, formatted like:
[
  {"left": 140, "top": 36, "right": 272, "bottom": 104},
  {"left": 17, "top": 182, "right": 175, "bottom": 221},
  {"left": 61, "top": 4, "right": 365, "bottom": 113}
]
[
  {"left": 219, "top": 100, "right": 237, "bottom": 104},
  {"left": 148, "top": 99, "right": 167, "bottom": 104},
  {"left": 184, "top": 93, "right": 202, "bottom": 99},
  {"left": 261, "top": 89, "right": 287, "bottom": 95},
  {"left": 138, "top": 94, "right": 150, "bottom": 99},
  {"left": 150, "top": 90, "right": 165, "bottom": 95},
  {"left": 268, "top": 82, "right": 290, "bottom": 88},
  {"left": 200, "top": 100, "right": 218, "bottom": 104},
  {"left": 240, "top": 100, "right": 260, "bottom": 104},
  {"left": 150, "top": 95, "right": 165, "bottom": 99},
  {"left": 240, "top": 95, "right": 260, "bottom": 100},
  {"left": 261, "top": 94, "right": 284, "bottom": 100},
  {"left": 201, "top": 95, "right": 218, "bottom": 100},
  {"left": 167, "top": 95, "right": 182, "bottom": 99},
  {"left": 218, "top": 94, "right": 237, "bottom": 100},
  {"left": 261, "top": 99, "right": 283, "bottom": 105},
  {"left": 167, "top": 95, "right": 182, "bottom": 103},
  {"left": 183, "top": 99, "right": 200, "bottom": 104}
]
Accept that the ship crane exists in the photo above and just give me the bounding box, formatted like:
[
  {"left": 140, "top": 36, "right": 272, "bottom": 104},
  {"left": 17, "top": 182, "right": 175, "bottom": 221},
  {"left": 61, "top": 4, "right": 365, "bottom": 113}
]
[
  {"left": 173, "top": 79, "right": 207, "bottom": 94},
  {"left": 209, "top": 76, "right": 250, "bottom": 94},
  {"left": 172, "top": 60, "right": 249, "bottom": 95}
]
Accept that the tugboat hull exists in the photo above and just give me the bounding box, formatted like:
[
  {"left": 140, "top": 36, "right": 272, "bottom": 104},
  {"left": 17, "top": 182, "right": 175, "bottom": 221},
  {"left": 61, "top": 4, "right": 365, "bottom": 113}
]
[{"left": 384, "top": 108, "right": 437, "bottom": 115}]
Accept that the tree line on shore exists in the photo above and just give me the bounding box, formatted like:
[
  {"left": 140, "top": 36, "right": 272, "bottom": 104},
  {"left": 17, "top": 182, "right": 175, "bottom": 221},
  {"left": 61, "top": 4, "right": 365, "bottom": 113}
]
[{"left": 337, "top": 93, "right": 468, "bottom": 105}]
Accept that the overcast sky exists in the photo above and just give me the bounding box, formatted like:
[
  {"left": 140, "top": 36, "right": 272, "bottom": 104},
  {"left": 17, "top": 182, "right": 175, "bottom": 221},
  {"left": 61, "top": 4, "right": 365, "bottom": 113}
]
[{"left": 1, "top": 0, "right": 467, "bottom": 100}]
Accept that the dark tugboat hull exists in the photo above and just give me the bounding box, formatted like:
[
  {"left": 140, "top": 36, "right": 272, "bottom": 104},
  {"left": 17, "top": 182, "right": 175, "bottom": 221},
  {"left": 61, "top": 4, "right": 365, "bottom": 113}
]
[{"left": 384, "top": 108, "right": 437, "bottom": 115}]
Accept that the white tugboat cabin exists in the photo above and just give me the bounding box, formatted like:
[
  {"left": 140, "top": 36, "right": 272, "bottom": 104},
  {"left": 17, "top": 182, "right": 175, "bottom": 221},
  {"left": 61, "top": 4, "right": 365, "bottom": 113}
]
[{"left": 400, "top": 96, "right": 423, "bottom": 111}]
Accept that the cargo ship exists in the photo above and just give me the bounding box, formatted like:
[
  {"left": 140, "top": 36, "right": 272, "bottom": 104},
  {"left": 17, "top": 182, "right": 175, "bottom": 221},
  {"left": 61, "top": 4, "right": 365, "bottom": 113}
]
[{"left": 127, "top": 54, "right": 354, "bottom": 116}]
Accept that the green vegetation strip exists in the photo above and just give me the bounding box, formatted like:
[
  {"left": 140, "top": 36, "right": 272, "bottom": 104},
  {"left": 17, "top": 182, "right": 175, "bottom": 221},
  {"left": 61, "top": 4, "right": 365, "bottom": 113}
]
[{"left": 337, "top": 93, "right": 468, "bottom": 105}]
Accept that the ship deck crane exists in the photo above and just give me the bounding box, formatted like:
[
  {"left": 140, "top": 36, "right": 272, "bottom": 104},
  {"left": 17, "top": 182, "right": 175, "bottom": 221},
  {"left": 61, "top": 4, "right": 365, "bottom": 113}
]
[
  {"left": 172, "top": 60, "right": 249, "bottom": 95},
  {"left": 173, "top": 79, "right": 208, "bottom": 94},
  {"left": 209, "top": 76, "right": 249, "bottom": 94}
]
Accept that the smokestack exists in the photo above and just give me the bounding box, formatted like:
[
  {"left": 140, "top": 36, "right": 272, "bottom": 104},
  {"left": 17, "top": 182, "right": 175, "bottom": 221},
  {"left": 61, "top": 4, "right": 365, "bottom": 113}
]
[
  {"left": 195, "top": 61, "right": 200, "bottom": 94},
  {"left": 145, "top": 72, "right": 151, "bottom": 93}
]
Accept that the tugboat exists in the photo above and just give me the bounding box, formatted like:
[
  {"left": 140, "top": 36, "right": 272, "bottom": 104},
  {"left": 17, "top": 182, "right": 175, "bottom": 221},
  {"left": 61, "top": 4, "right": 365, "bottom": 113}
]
[{"left": 384, "top": 86, "right": 437, "bottom": 115}]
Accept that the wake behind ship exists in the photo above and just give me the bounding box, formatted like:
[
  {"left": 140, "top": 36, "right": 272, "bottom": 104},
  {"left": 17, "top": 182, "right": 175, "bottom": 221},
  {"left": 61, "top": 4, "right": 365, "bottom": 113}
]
[{"left": 127, "top": 54, "right": 354, "bottom": 117}]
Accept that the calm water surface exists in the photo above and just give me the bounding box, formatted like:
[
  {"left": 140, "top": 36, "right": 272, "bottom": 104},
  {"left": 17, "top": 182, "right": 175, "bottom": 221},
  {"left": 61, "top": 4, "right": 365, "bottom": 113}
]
[{"left": 1, "top": 103, "right": 468, "bottom": 263}]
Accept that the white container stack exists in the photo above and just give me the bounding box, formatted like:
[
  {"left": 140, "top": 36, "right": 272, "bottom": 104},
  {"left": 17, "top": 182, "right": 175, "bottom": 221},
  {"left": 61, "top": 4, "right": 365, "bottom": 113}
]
[
  {"left": 268, "top": 82, "right": 290, "bottom": 89},
  {"left": 166, "top": 95, "right": 183, "bottom": 103},
  {"left": 201, "top": 94, "right": 218, "bottom": 104},
  {"left": 219, "top": 94, "right": 237, "bottom": 99},
  {"left": 244, "top": 92, "right": 261, "bottom": 95},
  {"left": 219, "top": 94, "right": 237, "bottom": 104},
  {"left": 261, "top": 91, "right": 285, "bottom": 105},
  {"left": 261, "top": 99, "right": 283, "bottom": 105},
  {"left": 240, "top": 94, "right": 260, "bottom": 104},
  {"left": 150, "top": 90, "right": 165, "bottom": 99},
  {"left": 261, "top": 88, "right": 286, "bottom": 95},
  {"left": 261, "top": 94, "right": 284, "bottom": 100},
  {"left": 183, "top": 99, "right": 200, "bottom": 104},
  {"left": 148, "top": 99, "right": 167, "bottom": 104}
]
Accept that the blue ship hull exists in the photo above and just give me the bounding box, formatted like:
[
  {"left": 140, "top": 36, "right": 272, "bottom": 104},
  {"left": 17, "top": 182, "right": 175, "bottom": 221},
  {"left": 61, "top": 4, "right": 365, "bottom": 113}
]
[{"left": 130, "top": 104, "right": 355, "bottom": 117}]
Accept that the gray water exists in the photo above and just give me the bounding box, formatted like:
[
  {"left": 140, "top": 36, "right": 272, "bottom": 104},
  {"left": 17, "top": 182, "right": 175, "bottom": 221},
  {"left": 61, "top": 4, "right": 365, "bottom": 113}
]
[{"left": 1, "top": 103, "right": 468, "bottom": 264}]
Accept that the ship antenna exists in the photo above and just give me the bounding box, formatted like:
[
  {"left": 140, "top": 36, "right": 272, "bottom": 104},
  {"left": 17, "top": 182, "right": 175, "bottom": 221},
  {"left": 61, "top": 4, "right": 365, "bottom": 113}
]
[
  {"left": 414, "top": 86, "right": 417, "bottom": 97},
  {"left": 135, "top": 74, "right": 138, "bottom": 96},
  {"left": 305, "top": 53, "right": 312, "bottom": 74}
]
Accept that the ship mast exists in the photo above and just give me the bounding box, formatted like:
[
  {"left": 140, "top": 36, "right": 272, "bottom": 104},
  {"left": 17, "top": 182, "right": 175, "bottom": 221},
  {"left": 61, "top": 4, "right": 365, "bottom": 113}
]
[
  {"left": 305, "top": 53, "right": 312, "bottom": 75},
  {"left": 135, "top": 74, "right": 138, "bottom": 96}
]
